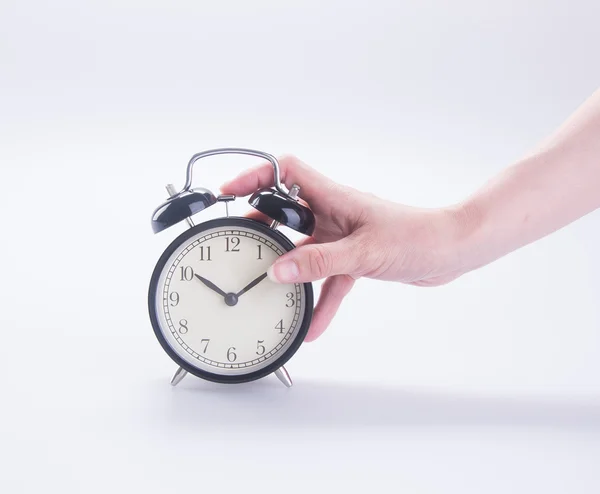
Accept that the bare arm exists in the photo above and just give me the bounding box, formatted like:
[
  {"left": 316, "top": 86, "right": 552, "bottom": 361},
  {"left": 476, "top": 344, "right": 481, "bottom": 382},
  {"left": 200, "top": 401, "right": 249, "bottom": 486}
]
[
  {"left": 221, "top": 88, "right": 600, "bottom": 341},
  {"left": 457, "top": 88, "right": 600, "bottom": 273}
]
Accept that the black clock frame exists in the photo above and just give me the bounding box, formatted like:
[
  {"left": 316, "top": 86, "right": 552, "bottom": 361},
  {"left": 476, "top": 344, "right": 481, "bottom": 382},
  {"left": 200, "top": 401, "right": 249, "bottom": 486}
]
[{"left": 148, "top": 217, "right": 314, "bottom": 384}]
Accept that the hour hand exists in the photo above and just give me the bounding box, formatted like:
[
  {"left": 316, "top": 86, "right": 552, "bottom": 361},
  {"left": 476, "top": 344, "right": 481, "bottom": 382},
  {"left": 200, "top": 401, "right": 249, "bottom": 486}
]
[
  {"left": 236, "top": 272, "right": 268, "bottom": 298},
  {"left": 194, "top": 274, "right": 227, "bottom": 298}
]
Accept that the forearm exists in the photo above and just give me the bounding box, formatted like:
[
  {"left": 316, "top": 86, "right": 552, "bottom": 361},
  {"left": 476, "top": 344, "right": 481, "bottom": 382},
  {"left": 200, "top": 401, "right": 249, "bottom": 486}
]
[{"left": 456, "top": 88, "right": 600, "bottom": 273}]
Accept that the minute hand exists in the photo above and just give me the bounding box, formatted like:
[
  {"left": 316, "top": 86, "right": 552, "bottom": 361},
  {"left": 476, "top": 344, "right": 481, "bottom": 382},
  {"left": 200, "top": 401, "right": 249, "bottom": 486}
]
[{"left": 236, "top": 272, "right": 268, "bottom": 298}]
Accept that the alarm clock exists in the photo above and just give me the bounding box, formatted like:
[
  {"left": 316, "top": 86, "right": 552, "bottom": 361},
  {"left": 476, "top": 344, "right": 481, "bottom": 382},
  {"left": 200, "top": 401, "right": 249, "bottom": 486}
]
[{"left": 148, "top": 148, "right": 315, "bottom": 388}]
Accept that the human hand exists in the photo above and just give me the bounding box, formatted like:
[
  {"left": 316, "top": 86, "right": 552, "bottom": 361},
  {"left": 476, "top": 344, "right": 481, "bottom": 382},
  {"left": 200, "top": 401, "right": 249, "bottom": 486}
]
[{"left": 220, "top": 155, "right": 468, "bottom": 341}]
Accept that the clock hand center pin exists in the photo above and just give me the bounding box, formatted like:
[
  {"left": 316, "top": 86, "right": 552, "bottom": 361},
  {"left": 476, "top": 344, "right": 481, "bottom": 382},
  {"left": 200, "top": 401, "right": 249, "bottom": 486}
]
[{"left": 224, "top": 292, "right": 239, "bottom": 307}]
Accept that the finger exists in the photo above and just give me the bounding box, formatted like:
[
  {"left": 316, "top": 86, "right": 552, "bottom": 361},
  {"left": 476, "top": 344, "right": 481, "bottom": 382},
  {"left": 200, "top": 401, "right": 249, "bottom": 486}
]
[
  {"left": 220, "top": 162, "right": 275, "bottom": 196},
  {"left": 220, "top": 155, "right": 336, "bottom": 205},
  {"left": 294, "top": 236, "right": 316, "bottom": 249},
  {"left": 305, "top": 275, "right": 355, "bottom": 342},
  {"left": 267, "top": 238, "right": 358, "bottom": 283}
]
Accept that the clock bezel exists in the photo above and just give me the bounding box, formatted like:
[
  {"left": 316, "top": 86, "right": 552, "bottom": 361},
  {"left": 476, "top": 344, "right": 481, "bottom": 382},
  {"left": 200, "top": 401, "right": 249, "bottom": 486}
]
[{"left": 148, "top": 216, "right": 314, "bottom": 384}]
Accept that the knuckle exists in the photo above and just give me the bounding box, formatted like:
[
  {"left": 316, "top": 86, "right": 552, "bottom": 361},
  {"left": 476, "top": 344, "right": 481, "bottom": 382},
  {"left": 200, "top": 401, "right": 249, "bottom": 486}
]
[
  {"left": 277, "top": 154, "right": 301, "bottom": 173},
  {"left": 278, "top": 153, "right": 299, "bottom": 163},
  {"left": 325, "top": 181, "right": 349, "bottom": 198},
  {"left": 307, "top": 245, "right": 333, "bottom": 278},
  {"left": 277, "top": 154, "right": 302, "bottom": 184}
]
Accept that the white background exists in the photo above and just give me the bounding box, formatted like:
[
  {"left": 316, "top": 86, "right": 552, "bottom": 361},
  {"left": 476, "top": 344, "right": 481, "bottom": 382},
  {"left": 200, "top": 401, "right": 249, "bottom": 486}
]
[{"left": 1, "top": 1, "right": 600, "bottom": 492}]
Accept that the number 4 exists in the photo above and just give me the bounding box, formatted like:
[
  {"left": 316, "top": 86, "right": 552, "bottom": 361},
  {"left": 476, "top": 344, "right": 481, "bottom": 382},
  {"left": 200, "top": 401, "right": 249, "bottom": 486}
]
[{"left": 275, "top": 319, "right": 284, "bottom": 334}]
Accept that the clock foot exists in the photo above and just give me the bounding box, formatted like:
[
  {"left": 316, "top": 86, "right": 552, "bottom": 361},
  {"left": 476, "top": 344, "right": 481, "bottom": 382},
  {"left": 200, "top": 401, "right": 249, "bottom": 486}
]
[
  {"left": 170, "top": 367, "right": 188, "bottom": 386},
  {"left": 274, "top": 366, "right": 293, "bottom": 388}
]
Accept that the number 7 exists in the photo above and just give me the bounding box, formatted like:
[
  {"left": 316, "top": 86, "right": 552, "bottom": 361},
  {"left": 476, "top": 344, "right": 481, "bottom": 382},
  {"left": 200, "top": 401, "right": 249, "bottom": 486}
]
[{"left": 201, "top": 339, "right": 210, "bottom": 353}]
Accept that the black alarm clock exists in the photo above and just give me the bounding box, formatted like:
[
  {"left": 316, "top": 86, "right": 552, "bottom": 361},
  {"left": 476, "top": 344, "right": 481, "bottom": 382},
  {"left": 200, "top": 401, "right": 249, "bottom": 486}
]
[{"left": 148, "top": 149, "right": 315, "bottom": 388}]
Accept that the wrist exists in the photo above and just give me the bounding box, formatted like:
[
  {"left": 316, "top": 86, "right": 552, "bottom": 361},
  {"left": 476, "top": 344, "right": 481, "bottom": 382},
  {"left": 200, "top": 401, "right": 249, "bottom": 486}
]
[{"left": 442, "top": 199, "right": 485, "bottom": 276}]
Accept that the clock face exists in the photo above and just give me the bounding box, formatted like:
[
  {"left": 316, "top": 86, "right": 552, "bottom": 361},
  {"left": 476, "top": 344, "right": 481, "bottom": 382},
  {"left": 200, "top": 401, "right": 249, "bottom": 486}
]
[{"left": 149, "top": 218, "right": 313, "bottom": 383}]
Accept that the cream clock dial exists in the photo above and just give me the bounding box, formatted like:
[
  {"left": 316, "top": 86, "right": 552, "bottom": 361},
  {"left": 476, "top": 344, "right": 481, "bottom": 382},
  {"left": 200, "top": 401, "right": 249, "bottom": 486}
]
[{"left": 149, "top": 218, "right": 313, "bottom": 384}]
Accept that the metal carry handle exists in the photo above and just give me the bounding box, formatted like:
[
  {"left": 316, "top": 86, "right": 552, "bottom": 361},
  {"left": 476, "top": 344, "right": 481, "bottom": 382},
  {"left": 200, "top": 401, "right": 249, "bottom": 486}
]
[{"left": 180, "top": 148, "right": 288, "bottom": 197}]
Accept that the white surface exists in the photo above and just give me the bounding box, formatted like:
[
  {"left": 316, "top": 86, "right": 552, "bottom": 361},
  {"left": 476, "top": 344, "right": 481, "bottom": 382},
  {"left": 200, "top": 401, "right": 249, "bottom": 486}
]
[{"left": 1, "top": 1, "right": 600, "bottom": 492}]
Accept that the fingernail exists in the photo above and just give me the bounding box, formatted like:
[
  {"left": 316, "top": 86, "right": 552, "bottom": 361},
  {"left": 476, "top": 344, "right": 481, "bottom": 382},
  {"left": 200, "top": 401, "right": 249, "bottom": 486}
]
[{"left": 267, "top": 260, "right": 299, "bottom": 283}]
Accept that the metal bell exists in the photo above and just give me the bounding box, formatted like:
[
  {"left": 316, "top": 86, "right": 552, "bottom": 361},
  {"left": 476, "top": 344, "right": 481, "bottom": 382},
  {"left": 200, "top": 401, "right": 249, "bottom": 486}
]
[
  {"left": 249, "top": 187, "right": 315, "bottom": 236},
  {"left": 151, "top": 187, "right": 217, "bottom": 233}
]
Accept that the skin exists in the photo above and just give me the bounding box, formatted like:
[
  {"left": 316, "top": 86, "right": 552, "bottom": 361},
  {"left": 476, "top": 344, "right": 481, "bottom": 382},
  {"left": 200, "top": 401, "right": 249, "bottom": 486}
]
[{"left": 221, "top": 88, "right": 600, "bottom": 342}]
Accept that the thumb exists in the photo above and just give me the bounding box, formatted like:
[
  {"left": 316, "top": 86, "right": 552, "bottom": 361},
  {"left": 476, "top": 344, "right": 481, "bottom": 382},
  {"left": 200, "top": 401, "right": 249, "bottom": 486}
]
[{"left": 267, "top": 239, "right": 357, "bottom": 283}]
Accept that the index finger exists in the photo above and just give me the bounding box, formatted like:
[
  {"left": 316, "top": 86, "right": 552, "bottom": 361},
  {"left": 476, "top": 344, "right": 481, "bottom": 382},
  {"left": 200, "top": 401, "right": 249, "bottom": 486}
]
[{"left": 219, "top": 155, "right": 333, "bottom": 205}]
